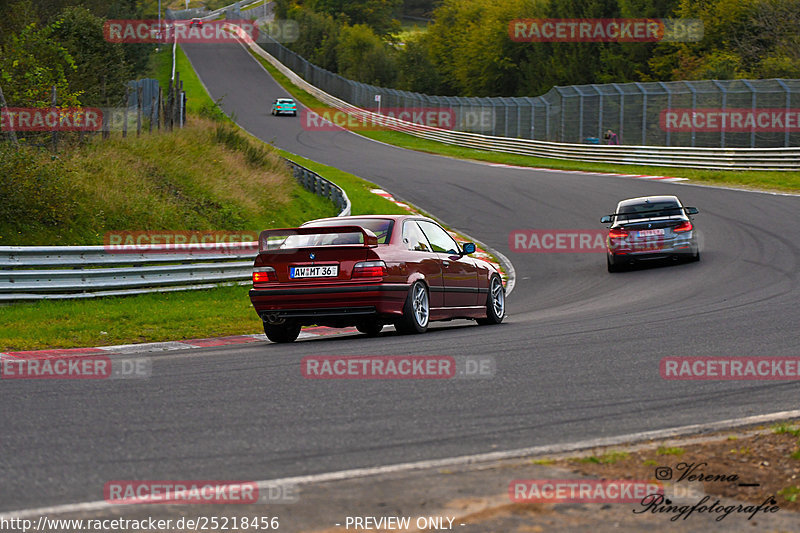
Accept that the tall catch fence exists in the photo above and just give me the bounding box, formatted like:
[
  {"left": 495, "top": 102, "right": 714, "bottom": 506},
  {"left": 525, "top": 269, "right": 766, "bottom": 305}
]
[{"left": 257, "top": 34, "right": 800, "bottom": 148}]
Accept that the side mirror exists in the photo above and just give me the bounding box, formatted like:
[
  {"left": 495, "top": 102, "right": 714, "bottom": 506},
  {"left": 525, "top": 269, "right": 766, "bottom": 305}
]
[
  {"left": 600, "top": 215, "right": 612, "bottom": 224},
  {"left": 461, "top": 242, "right": 476, "bottom": 255},
  {"left": 685, "top": 207, "right": 699, "bottom": 215}
]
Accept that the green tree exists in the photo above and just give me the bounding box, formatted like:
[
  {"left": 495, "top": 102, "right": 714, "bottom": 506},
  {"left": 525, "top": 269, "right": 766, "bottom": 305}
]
[
  {"left": 308, "top": 0, "right": 402, "bottom": 35},
  {"left": 336, "top": 24, "right": 397, "bottom": 85},
  {"left": 396, "top": 37, "right": 441, "bottom": 93},
  {"left": 50, "top": 6, "right": 133, "bottom": 106},
  {"left": 288, "top": 8, "right": 342, "bottom": 72},
  {"left": 0, "top": 22, "right": 81, "bottom": 107}
]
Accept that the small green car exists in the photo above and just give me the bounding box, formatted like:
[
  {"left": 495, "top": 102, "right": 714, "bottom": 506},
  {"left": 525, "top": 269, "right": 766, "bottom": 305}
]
[{"left": 271, "top": 98, "right": 297, "bottom": 116}]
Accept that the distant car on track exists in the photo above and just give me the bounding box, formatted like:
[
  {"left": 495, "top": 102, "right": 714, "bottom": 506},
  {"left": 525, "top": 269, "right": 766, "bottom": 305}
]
[
  {"left": 601, "top": 195, "right": 699, "bottom": 272},
  {"left": 271, "top": 98, "right": 297, "bottom": 116},
  {"left": 250, "top": 215, "right": 505, "bottom": 343},
  {"left": 188, "top": 18, "right": 203, "bottom": 27}
]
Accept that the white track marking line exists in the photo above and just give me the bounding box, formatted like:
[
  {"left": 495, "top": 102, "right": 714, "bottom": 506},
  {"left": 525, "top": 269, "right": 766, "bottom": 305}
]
[{"left": 3, "top": 409, "right": 799, "bottom": 519}]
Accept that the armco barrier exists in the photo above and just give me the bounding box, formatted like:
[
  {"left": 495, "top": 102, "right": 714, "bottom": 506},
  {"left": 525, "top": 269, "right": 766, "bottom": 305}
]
[
  {"left": 229, "top": 25, "right": 800, "bottom": 170},
  {"left": 0, "top": 159, "right": 349, "bottom": 301}
]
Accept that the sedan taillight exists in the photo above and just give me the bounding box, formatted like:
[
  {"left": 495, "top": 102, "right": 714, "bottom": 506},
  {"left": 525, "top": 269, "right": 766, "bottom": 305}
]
[
  {"left": 352, "top": 260, "right": 387, "bottom": 278},
  {"left": 253, "top": 266, "right": 277, "bottom": 283},
  {"left": 673, "top": 221, "right": 693, "bottom": 233},
  {"left": 608, "top": 227, "right": 628, "bottom": 238}
]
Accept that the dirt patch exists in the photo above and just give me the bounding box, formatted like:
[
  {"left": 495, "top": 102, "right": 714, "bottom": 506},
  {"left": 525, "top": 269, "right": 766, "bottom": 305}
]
[{"left": 551, "top": 422, "right": 800, "bottom": 511}]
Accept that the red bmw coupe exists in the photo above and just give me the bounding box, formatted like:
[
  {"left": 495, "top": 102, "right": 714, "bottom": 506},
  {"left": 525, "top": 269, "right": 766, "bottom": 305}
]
[{"left": 249, "top": 215, "right": 505, "bottom": 343}]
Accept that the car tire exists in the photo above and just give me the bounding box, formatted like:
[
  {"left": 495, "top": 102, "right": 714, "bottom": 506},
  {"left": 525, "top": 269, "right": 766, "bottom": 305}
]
[
  {"left": 394, "top": 281, "right": 429, "bottom": 334},
  {"left": 356, "top": 320, "right": 383, "bottom": 337},
  {"left": 291, "top": 111, "right": 297, "bottom": 116},
  {"left": 607, "top": 254, "right": 624, "bottom": 273},
  {"left": 692, "top": 247, "right": 701, "bottom": 262},
  {"left": 477, "top": 275, "right": 504, "bottom": 325},
  {"left": 264, "top": 322, "right": 301, "bottom": 343}
]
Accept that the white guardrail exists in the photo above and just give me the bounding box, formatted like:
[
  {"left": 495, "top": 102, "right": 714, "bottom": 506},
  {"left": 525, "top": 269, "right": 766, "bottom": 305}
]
[
  {"left": 0, "top": 161, "right": 349, "bottom": 301},
  {"left": 229, "top": 25, "right": 800, "bottom": 171}
]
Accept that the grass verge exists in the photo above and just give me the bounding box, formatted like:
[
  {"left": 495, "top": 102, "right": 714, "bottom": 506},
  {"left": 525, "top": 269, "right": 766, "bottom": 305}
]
[
  {"left": 247, "top": 46, "right": 800, "bottom": 194},
  {"left": 0, "top": 118, "right": 337, "bottom": 246},
  {"left": 0, "top": 285, "right": 261, "bottom": 352}
]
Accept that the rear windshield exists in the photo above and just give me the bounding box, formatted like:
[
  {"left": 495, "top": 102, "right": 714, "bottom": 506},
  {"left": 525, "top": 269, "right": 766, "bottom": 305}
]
[
  {"left": 277, "top": 99, "right": 294, "bottom": 104},
  {"left": 617, "top": 201, "right": 682, "bottom": 221},
  {"left": 303, "top": 218, "right": 393, "bottom": 244}
]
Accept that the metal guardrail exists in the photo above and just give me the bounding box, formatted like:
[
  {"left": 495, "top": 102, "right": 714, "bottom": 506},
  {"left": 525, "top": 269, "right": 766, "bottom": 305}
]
[
  {"left": 290, "top": 160, "right": 350, "bottom": 216},
  {"left": 0, "top": 160, "right": 349, "bottom": 301},
  {"left": 232, "top": 26, "right": 800, "bottom": 171}
]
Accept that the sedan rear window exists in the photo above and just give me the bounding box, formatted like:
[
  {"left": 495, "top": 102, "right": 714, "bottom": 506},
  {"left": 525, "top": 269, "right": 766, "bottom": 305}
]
[
  {"left": 617, "top": 201, "right": 682, "bottom": 221},
  {"left": 303, "top": 218, "right": 393, "bottom": 244}
]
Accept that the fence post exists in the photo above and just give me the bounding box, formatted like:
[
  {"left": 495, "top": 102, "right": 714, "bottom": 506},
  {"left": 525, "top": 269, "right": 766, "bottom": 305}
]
[
  {"left": 689, "top": 85, "right": 697, "bottom": 147},
  {"left": 150, "top": 95, "right": 156, "bottom": 133},
  {"left": 123, "top": 86, "right": 129, "bottom": 138},
  {"left": 776, "top": 79, "right": 791, "bottom": 147},
  {"left": 179, "top": 80, "right": 184, "bottom": 127},
  {"left": 136, "top": 85, "right": 143, "bottom": 137},
  {"left": 158, "top": 87, "right": 163, "bottom": 131},
  {"left": 166, "top": 79, "right": 173, "bottom": 131},
  {"left": 742, "top": 79, "right": 756, "bottom": 148},
  {"left": 51, "top": 85, "right": 58, "bottom": 152},
  {"left": 595, "top": 85, "right": 603, "bottom": 141},
  {"left": 711, "top": 80, "right": 725, "bottom": 148}
]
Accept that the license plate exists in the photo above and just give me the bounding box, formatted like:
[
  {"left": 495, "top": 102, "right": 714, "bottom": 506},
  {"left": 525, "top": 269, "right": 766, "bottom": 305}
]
[
  {"left": 637, "top": 229, "right": 665, "bottom": 237},
  {"left": 290, "top": 265, "right": 338, "bottom": 279}
]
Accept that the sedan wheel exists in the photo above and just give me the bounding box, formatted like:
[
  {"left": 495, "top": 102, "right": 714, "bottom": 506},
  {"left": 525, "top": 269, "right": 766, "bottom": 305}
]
[
  {"left": 264, "top": 322, "right": 301, "bottom": 343},
  {"left": 395, "top": 281, "right": 429, "bottom": 334},
  {"left": 607, "top": 254, "right": 624, "bottom": 273},
  {"left": 477, "top": 275, "right": 505, "bottom": 325},
  {"left": 356, "top": 320, "right": 383, "bottom": 337}
]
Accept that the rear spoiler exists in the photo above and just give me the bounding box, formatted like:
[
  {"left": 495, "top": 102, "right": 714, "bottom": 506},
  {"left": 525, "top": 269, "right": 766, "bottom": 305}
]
[
  {"left": 258, "top": 225, "right": 378, "bottom": 252},
  {"left": 601, "top": 206, "right": 698, "bottom": 224}
]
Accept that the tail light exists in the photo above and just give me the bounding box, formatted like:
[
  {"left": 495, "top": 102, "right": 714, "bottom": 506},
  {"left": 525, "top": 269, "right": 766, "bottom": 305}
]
[
  {"left": 253, "top": 266, "right": 277, "bottom": 283},
  {"left": 353, "top": 260, "right": 387, "bottom": 278},
  {"left": 608, "top": 227, "right": 628, "bottom": 239},
  {"left": 673, "top": 221, "right": 693, "bottom": 233}
]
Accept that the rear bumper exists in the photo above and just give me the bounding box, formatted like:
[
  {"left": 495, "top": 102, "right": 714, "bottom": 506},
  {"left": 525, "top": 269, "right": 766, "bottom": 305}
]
[
  {"left": 249, "top": 283, "right": 410, "bottom": 324},
  {"left": 609, "top": 234, "right": 696, "bottom": 260}
]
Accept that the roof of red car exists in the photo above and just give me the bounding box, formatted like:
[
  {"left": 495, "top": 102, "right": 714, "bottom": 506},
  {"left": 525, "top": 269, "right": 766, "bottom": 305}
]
[{"left": 302, "top": 214, "right": 432, "bottom": 225}]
